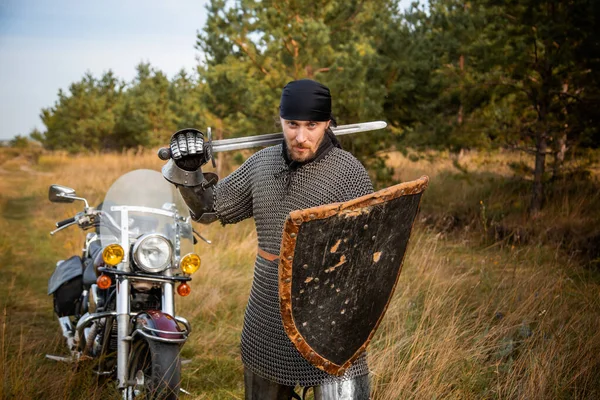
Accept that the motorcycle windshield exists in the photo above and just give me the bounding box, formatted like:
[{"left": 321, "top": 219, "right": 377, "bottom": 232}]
[{"left": 99, "top": 169, "right": 194, "bottom": 267}]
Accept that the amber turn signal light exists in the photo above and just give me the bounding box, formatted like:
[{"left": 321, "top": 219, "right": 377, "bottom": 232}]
[
  {"left": 102, "top": 244, "right": 124, "bottom": 266},
  {"left": 177, "top": 283, "right": 191, "bottom": 297},
  {"left": 180, "top": 253, "right": 201, "bottom": 275},
  {"left": 97, "top": 274, "right": 112, "bottom": 289}
]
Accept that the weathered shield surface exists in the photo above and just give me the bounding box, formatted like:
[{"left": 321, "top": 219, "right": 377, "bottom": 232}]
[{"left": 279, "top": 176, "right": 429, "bottom": 376}]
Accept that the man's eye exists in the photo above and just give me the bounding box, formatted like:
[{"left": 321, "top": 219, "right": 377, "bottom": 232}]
[{"left": 309, "top": 123, "right": 317, "bottom": 128}]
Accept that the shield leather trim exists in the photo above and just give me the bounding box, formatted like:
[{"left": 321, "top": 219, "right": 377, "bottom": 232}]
[{"left": 278, "top": 175, "right": 429, "bottom": 376}]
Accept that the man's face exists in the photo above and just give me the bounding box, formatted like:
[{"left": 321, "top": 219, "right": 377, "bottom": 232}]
[{"left": 281, "top": 118, "right": 330, "bottom": 162}]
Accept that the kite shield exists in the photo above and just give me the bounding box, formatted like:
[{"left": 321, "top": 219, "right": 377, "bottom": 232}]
[{"left": 278, "top": 176, "right": 429, "bottom": 376}]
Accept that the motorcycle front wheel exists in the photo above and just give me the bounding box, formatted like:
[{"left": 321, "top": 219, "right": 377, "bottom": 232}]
[{"left": 128, "top": 339, "right": 181, "bottom": 400}]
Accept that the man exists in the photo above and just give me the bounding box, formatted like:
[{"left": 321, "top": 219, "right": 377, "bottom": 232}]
[{"left": 163, "top": 79, "right": 373, "bottom": 399}]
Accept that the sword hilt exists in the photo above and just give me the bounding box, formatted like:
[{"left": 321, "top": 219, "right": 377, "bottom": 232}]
[{"left": 157, "top": 147, "right": 171, "bottom": 161}]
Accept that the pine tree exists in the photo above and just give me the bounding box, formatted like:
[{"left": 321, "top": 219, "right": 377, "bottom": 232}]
[
  {"left": 386, "top": 0, "right": 600, "bottom": 212},
  {"left": 169, "top": 69, "right": 205, "bottom": 129},
  {"left": 41, "top": 71, "right": 124, "bottom": 151},
  {"left": 472, "top": 0, "right": 600, "bottom": 212},
  {"left": 113, "top": 63, "right": 176, "bottom": 148}
]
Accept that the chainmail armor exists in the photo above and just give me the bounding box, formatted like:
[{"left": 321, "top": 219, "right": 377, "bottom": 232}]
[{"left": 214, "top": 144, "right": 373, "bottom": 387}]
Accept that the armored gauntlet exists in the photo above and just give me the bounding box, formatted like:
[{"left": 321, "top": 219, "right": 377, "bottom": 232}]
[{"left": 161, "top": 128, "right": 219, "bottom": 224}]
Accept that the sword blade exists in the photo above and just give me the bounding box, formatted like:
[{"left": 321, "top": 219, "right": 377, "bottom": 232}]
[{"left": 212, "top": 121, "right": 387, "bottom": 153}]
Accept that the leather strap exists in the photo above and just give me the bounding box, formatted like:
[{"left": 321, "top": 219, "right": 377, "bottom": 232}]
[{"left": 258, "top": 247, "right": 279, "bottom": 262}]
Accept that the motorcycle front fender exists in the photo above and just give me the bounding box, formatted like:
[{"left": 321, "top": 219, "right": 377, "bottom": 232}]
[{"left": 133, "top": 310, "right": 188, "bottom": 344}]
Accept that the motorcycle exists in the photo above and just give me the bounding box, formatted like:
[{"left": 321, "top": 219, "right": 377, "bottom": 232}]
[{"left": 46, "top": 169, "right": 204, "bottom": 399}]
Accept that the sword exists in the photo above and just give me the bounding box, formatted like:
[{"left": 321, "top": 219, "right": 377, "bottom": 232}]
[{"left": 158, "top": 121, "right": 387, "bottom": 161}]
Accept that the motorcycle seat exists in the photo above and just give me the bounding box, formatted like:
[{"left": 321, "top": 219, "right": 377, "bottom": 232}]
[{"left": 48, "top": 256, "right": 83, "bottom": 295}]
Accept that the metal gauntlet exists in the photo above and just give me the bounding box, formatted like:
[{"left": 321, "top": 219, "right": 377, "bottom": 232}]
[
  {"left": 161, "top": 128, "right": 219, "bottom": 224},
  {"left": 162, "top": 128, "right": 210, "bottom": 187}
]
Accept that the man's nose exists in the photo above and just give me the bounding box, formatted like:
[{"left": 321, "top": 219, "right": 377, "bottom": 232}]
[{"left": 296, "top": 127, "right": 307, "bottom": 143}]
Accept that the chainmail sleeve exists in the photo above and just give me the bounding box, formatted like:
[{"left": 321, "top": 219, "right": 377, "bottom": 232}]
[{"left": 213, "top": 153, "right": 257, "bottom": 225}]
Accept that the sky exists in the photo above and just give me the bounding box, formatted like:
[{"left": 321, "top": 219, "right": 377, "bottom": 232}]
[
  {"left": 0, "top": 0, "right": 415, "bottom": 141},
  {"left": 0, "top": 0, "right": 209, "bottom": 140}
]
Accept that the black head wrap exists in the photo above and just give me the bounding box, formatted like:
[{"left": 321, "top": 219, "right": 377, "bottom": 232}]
[
  {"left": 279, "top": 79, "right": 332, "bottom": 121},
  {"left": 279, "top": 79, "right": 341, "bottom": 149}
]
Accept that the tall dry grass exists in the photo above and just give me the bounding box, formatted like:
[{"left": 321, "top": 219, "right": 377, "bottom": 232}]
[
  {"left": 0, "top": 148, "right": 598, "bottom": 399},
  {"left": 370, "top": 230, "right": 600, "bottom": 399}
]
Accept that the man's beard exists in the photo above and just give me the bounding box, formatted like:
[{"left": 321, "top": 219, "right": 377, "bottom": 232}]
[
  {"left": 285, "top": 131, "right": 326, "bottom": 162},
  {"left": 286, "top": 143, "right": 315, "bottom": 162}
]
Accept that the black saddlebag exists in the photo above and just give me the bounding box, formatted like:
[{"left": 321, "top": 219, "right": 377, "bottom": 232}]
[{"left": 48, "top": 256, "right": 83, "bottom": 317}]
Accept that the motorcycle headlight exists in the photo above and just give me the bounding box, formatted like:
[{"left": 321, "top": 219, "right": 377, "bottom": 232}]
[{"left": 132, "top": 234, "right": 173, "bottom": 273}]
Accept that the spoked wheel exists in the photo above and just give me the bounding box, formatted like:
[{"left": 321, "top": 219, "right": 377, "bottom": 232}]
[{"left": 128, "top": 339, "right": 181, "bottom": 399}]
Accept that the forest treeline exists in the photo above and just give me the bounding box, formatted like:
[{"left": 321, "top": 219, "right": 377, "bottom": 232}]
[{"left": 23, "top": 0, "right": 600, "bottom": 213}]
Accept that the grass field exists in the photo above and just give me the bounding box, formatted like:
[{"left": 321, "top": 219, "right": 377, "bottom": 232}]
[{"left": 0, "top": 148, "right": 599, "bottom": 399}]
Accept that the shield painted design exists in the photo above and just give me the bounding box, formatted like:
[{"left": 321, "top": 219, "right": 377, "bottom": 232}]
[{"left": 278, "top": 176, "right": 429, "bottom": 376}]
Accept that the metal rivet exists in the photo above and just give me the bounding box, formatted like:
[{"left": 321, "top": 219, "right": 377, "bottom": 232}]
[
  {"left": 285, "top": 278, "right": 291, "bottom": 283},
  {"left": 309, "top": 214, "right": 315, "bottom": 219},
  {"left": 302, "top": 322, "right": 308, "bottom": 327},
  {"left": 287, "top": 256, "right": 292, "bottom": 261},
  {"left": 363, "top": 224, "right": 368, "bottom": 229},
  {"left": 324, "top": 361, "right": 330, "bottom": 367},
  {"left": 303, "top": 264, "right": 308, "bottom": 270},
  {"left": 297, "top": 337, "right": 303, "bottom": 342},
  {"left": 184, "top": 180, "right": 188, "bottom": 184},
  {"left": 295, "top": 219, "right": 302, "bottom": 224},
  {"left": 309, "top": 351, "right": 315, "bottom": 356},
  {"left": 372, "top": 235, "right": 376, "bottom": 240},
  {"left": 331, "top": 321, "right": 336, "bottom": 325},
  {"left": 314, "top": 277, "right": 320, "bottom": 283},
  {"left": 185, "top": 172, "right": 189, "bottom": 176},
  {"left": 290, "top": 233, "right": 296, "bottom": 238}
]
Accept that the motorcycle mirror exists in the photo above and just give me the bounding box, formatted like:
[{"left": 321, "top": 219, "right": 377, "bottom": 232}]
[{"left": 49, "top": 185, "right": 77, "bottom": 203}]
